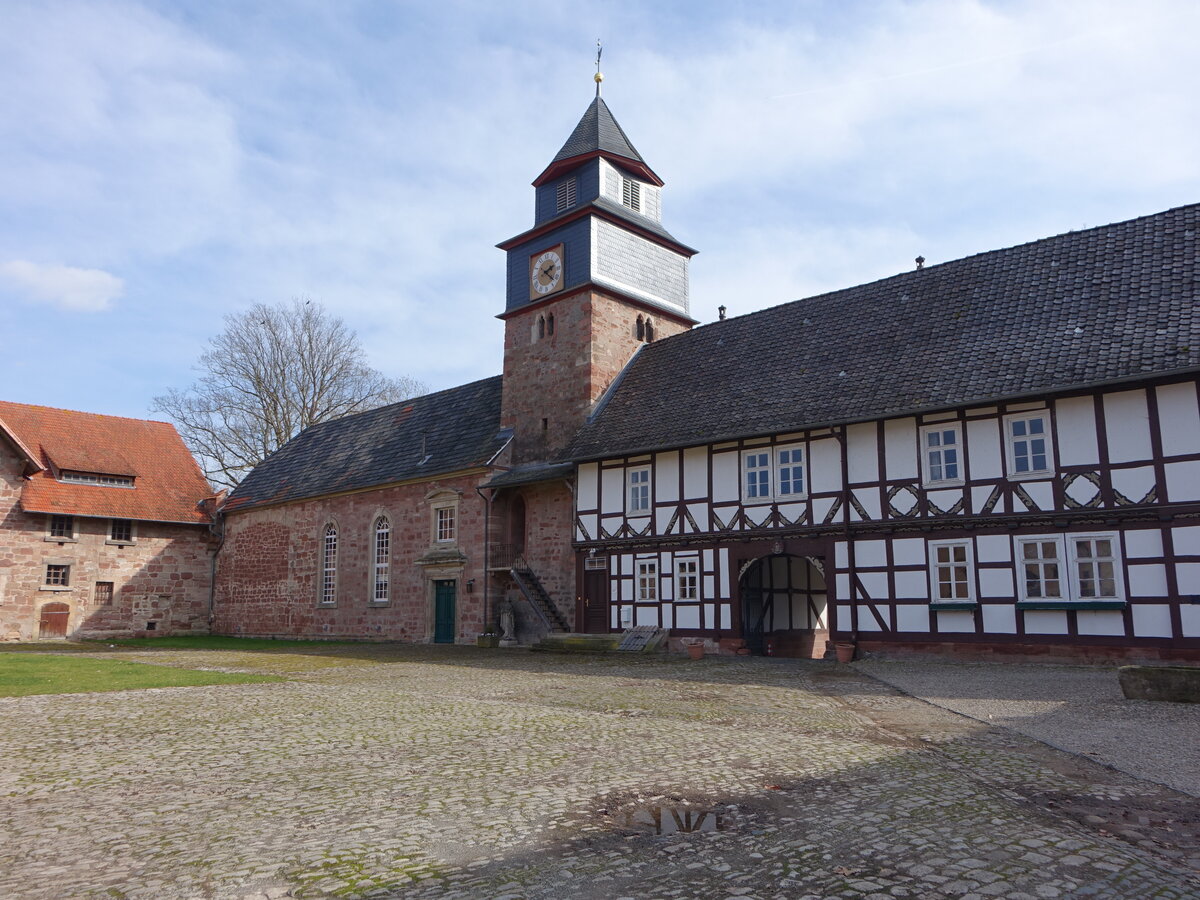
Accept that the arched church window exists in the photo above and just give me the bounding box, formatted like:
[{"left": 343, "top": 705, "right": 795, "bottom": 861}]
[
  {"left": 636, "top": 316, "right": 645, "bottom": 341},
  {"left": 538, "top": 316, "right": 546, "bottom": 340},
  {"left": 320, "top": 524, "right": 337, "bottom": 605},
  {"left": 372, "top": 516, "right": 390, "bottom": 603},
  {"left": 645, "top": 320, "right": 655, "bottom": 342}
]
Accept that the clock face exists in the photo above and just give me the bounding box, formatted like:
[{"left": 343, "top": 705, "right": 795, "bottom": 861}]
[{"left": 529, "top": 246, "right": 564, "bottom": 298}]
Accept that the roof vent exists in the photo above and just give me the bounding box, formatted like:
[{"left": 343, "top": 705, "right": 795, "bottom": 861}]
[
  {"left": 915, "top": 256, "right": 925, "bottom": 270},
  {"left": 718, "top": 305, "right": 726, "bottom": 321}
]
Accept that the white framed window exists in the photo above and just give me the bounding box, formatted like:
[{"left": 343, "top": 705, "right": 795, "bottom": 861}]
[
  {"left": 435, "top": 506, "right": 456, "bottom": 543},
  {"left": 742, "top": 444, "right": 806, "bottom": 502},
  {"left": 556, "top": 177, "right": 577, "bottom": 212},
  {"left": 320, "top": 524, "right": 338, "bottom": 605},
  {"left": 636, "top": 559, "right": 658, "bottom": 602},
  {"left": 1017, "top": 536, "right": 1065, "bottom": 601},
  {"left": 1068, "top": 534, "right": 1123, "bottom": 601},
  {"left": 59, "top": 471, "right": 134, "bottom": 488},
  {"left": 109, "top": 519, "right": 134, "bottom": 543},
  {"left": 921, "top": 423, "right": 963, "bottom": 486},
  {"left": 1005, "top": 411, "right": 1053, "bottom": 478},
  {"left": 627, "top": 466, "right": 651, "bottom": 514},
  {"left": 621, "top": 177, "right": 641, "bottom": 212},
  {"left": 373, "top": 516, "right": 390, "bottom": 603},
  {"left": 47, "top": 515, "right": 75, "bottom": 540},
  {"left": 928, "top": 540, "right": 974, "bottom": 604},
  {"left": 675, "top": 558, "right": 699, "bottom": 601}
]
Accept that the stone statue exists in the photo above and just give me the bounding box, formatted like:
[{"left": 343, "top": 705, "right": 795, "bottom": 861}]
[{"left": 499, "top": 599, "right": 517, "bottom": 647}]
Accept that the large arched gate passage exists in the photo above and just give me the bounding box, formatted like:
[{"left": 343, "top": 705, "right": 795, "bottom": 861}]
[{"left": 739, "top": 555, "right": 828, "bottom": 658}]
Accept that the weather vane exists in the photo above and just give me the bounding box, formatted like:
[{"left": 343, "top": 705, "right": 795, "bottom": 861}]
[{"left": 595, "top": 39, "right": 604, "bottom": 97}]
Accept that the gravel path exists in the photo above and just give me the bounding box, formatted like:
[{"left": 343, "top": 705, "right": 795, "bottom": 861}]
[{"left": 856, "top": 659, "right": 1200, "bottom": 796}]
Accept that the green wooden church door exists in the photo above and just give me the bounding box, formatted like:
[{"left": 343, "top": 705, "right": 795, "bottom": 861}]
[{"left": 434, "top": 580, "right": 456, "bottom": 643}]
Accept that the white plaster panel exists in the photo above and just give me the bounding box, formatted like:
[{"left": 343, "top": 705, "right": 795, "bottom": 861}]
[
  {"left": 577, "top": 463, "right": 599, "bottom": 510},
  {"left": 778, "top": 502, "right": 806, "bottom": 525},
  {"left": 1054, "top": 396, "right": 1099, "bottom": 466},
  {"left": 1021, "top": 480, "right": 1055, "bottom": 512},
  {"left": 600, "top": 468, "right": 624, "bottom": 514},
  {"left": 655, "top": 509, "right": 673, "bottom": 535},
  {"left": 966, "top": 418, "right": 1002, "bottom": 479},
  {"left": 937, "top": 611, "right": 975, "bottom": 633},
  {"left": 703, "top": 575, "right": 715, "bottom": 600},
  {"left": 703, "top": 549, "right": 714, "bottom": 570},
  {"left": 686, "top": 504, "right": 708, "bottom": 533},
  {"left": 635, "top": 606, "right": 658, "bottom": 627},
  {"left": 1123, "top": 529, "right": 1163, "bottom": 559},
  {"left": 660, "top": 577, "right": 673, "bottom": 602},
  {"left": 675, "top": 605, "right": 699, "bottom": 629},
  {"left": 895, "top": 605, "right": 930, "bottom": 632},
  {"left": 1076, "top": 611, "right": 1126, "bottom": 636},
  {"left": 602, "top": 515, "right": 623, "bottom": 538},
  {"left": 661, "top": 605, "right": 673, "bottom": 629},
  {"left": 835, "top": 541, "right": 849, "bottom": 569},
  {"left": 577, "top": 514, "right": 598, "bottom": 542},
  {"left": 927, "top": 489, "right": 963, "bottom": 513},
  {"left": 1111, "top": 467, "right": 1156, "bottom": 505},
  {"left": 859, "top": 571, "right": 888, "bottom": 600},
  {"left": 837, "top": 605, "right": 852, "bottom": 631},
  {"left": 1178, "top": 563, "right": 1200, "bottom": 596},
  {"left": 1173, "top": 526, "right": 1200, "bottom": 557},
  {"left": 655, "top": 452, "right": 679, "bottom": 503},
  {"left": 1104, "top": 390, "right": 1153, "bottom": 464},
  {"left": 884, "top": 418, "right": 919, "bottom": 480},
  {"left": 611, "top": 607, "right": 620, "bottom": 628},
  {"left": 1131, "top": 604, "right": 1173, "bottom": 638},
  {"left": 620, "top": 580, "right": 633, "bottom": 601},
  {"left": 971, "top": 486, "right": 996, "bottom": 514},
  {"left": 1157, "top": 382, "right": 1200, "bottom": 457},
  {"left": 621, "top": 555, "right": 633, "bottom": 576},
  {"left": 1165, "top": 461, "right": 1200, "bottom": 504},
  {"left": 719, "top": 549, "right": 730, "bottom": 597},
  {"left": 836, "top": 574, "right": 850, "bottom": 599},
  {"left": 719, "top": 604, "right": 731, "bottom": 629},
  {"left": 975, "top": 534, "right": 1011, "bottom": 563},
  {"left": 979, "top": 568, "right": 1015, "bottom": 599},
  {"left": 856, "top": 606, "right": 883, "bottom": 631},
  {"left": 812, "top": 497, "right": 838, "bottom": 525},
  {"left": 892, "top": 539, "right": 925, "bottom": 566},
  {"left": 682, "top": 447, "right": 708, "bottom": 499},
  {"left": 981, "top": 605, "right": 1017, "bottom": 634},
  {"left": 1023, "top": 610, "right": 1068, "bottom": 635},
  {"left": 711, "top": 451, "right": 738, "bottom": 503},
  {"left": 856, "top": 540, "right": 888, "bottom": 567},
  {"left": 745, "top": 504, "right": 770, "bottom": 526},
  {"left": 1127, "top": 564, "right": 1168, "bottom": 597},
  {"left": 894, "top": 570, "right": 927, "bottom": 599},
  {"left": 1180, "top": 606, "right": 1200, "bottom": 637},
  {"left": 846, "top": 422, "right": 879, "bottom": 484},
  {"left": 809, "top": 437, "right": 841, "bottom": 494},
  {"left": 854, "top": 494, "right": 883, "bottom": 520},
  {"left": 1008, "top": 401, "right": 1045, "bottom": 412}
]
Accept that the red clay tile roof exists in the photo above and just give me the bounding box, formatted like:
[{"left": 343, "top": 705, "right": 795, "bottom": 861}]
[{"left": 0, "top": 401, "right": 213, "bottom": 525}]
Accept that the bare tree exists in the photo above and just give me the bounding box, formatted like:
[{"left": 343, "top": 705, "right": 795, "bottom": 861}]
[{"left": 153, "top": 299, "right": 426, "bottom": 490}]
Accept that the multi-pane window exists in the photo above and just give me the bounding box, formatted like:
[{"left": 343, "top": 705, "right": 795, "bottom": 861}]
[
  {"left": 556, "top": 177, "right": 577, "bottom": 212},
  {"left": 636, "top": 560, "right": 658, "bottom": 602},
  {"left": 60, "top": 471, "right": 133, "bottom": 487},
  {"left": 436, "top": 507, "right": 456, "bottom": 543},
  {"left": 922, "top": 424, "right": 962, "bottom": 484},
  {"left": 1020, "top": 539, "right": 1063, "bottom": 600},
  {"left": 676, "top": 559, "right": 699, "bottom": 601},
  {"left": 622, "top": 177, "right": 641, "bottom": 212},
  {"left": 45, "top": 564, "right": 70, "bottom": 587},
  {"left": 1071, "top": 536, "right": 1119, "bottom": 600},
  {"left": 109, "top": 519, "right": 133, "bottom": 542},
  {"left": 95, "top": 582, "right": 114, "bottom": 606},
  {"left": 742, "top": 445, "right": 806, "bottom": 501},
  {"left": 777, "top": 447, "right": 805, "bottom": 496},
  {"left": 373, "top": 517, "right": 390, "bottom": 603},
  {"left": 628, "top": 467, "right": 651, "bottom": 514},
  {"left": 1007, "top": 413, "right": 1051, "bottom": 476},
  {"left": 929, "top": 541, "right": 972, "bottom": 603},
  {"left": 320, "top": 524, "right": 337, "bottom": 605},
  {"left": 49, "top": 515, "right": 73, "bottom": 539}
]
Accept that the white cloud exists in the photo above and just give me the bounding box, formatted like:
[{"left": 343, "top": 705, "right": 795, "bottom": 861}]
[{"left": 0, "top": 260, "right": 124, "bottom": 311}]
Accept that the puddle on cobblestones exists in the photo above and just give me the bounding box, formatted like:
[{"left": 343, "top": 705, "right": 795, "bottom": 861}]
[{"left": 615, "top": 804, "right": 726, "bottom": 835}]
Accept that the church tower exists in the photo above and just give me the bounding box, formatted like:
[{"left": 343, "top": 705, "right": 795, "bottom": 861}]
[{"left": 497, "top": 79, "right": 697, "bottom": 464}]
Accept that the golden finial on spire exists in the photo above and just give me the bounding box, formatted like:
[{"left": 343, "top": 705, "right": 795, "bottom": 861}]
[{"left": 594, "top": 39, "right": 604, "bottom": 97}]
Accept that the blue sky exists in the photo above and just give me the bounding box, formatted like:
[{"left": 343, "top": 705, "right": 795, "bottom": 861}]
[{"left": 2, "top": 0, "right": 1199, "bottom": 419}]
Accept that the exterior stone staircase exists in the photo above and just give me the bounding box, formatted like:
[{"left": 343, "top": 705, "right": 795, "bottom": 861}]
[{"left": 510, "top": 563, "right": 570, "bottom": 634}]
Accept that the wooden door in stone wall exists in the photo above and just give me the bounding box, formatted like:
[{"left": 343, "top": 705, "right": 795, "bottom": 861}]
[
  {"left": 433, "top": 580, "right": 456, "bottom": 644},
  {"left": 38, "top": 603, "right": 70, "bottom": 639}
]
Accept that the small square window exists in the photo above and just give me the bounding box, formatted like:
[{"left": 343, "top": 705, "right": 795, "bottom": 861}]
[
  {"left": 928, "top": 541, "right": 974, "bottom": 604},
  {"left": 49, "top": 515, "right": 73, "bottom": 539},
  {"left": 110, "top": 519, "right": 133, "bottom": 542},
  {"left": 921, "top": 424, "right": 963, "bottom": 485},
  {"left": 1018, "top": 537, "right": 1064, "bottom": 600},
  {"left": 46, "top": 564, "right": 70, "bottom": 587},
  {"left": 95, "top": 582, "right": 114, "bottom": 606}
]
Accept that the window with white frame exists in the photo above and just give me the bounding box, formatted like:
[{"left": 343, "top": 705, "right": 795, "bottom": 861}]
[
  {"left": 675, "top": 558, "right": 699, "bottom": 601},
  {"left": 109, "top": 519, "right": 133, "bottom": 543},
  {"left": 373, "top": 516, "right": 390, "bottom": 603},
  {"left": 921, "top": 423, "right": 963, "bottom": 485},
  {"left": 1018, "top": 537, "right": 1064, "bottom": 601},
  {"left": 928, "top": 541, "right": 973, "bottom": 603},
  {"left": 636, "top": 559, "right": 658, "bottom": 602},
  {"left": 320, "top": 524, "right": 337, "bottom": 605},
  {"left": 1069, "top": 535, "right": 1122, "bottom": 601},
  {"left": 742, "top": 445, "right": 806, "bottom": 502},
  {"left": 435, "top": 506, "right": 456, "bottom": 543},
  {"left": 1006, "top": 412, "right": 1053, "bottom": 477},
  {"left": 627, "top": 466, "right": 651, "bottom": 514},
  {"left": 48, "top": 515, "right": 74, "bottom": 539}
]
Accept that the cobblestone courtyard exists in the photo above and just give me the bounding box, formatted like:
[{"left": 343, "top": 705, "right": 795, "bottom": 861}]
[{"left": 2, "top": 644, "right": 1198, "bottom": 899}]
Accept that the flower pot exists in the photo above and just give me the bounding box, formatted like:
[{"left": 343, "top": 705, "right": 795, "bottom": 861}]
[
  {"left": 685, "top": 643, "right": 705, "bottom": 660},
  {"left": 476, "top": 634, "right": 500, "bottom": 648},
  {"left": 834, "top": 642, "right": 856, "bottom": 663}
]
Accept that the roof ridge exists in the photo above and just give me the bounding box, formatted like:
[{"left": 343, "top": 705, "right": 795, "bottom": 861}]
[{"left": 0, "top": 400, "right": 172, "bottom": 427}]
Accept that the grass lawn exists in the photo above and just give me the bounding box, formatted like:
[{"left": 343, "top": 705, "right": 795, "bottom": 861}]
[
  {"left": 87, "top": 635, "right": 359, "bottom": 651},
  {"left": 0, "top": 654, "right": 284, "bottom": 698}
]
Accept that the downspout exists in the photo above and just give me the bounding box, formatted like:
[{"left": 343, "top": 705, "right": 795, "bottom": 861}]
[
  {"left": 475, "top": 485, "right": 493, "bottom": 631},
  {"left": 207, "top": 506, "right": 226, "bottom": 633}
]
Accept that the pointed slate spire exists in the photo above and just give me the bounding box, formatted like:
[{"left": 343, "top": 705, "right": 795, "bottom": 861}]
[{"left": 551, "top": 96, "right": 645, "bottom": 166}]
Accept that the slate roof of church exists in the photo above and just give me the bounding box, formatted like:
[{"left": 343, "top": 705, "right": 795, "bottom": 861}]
[
  {"left": 0, "top": 401, "right": 213, "bottom": 524},
  {"left": 567, "top": 202, "right": 1200, "bottom": 461},
  {"left": 552, "top": 96, "right": 646, "bottom": 166},
  {"left": 224, "top": 376, "right": 506, "bottom": 512}
]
